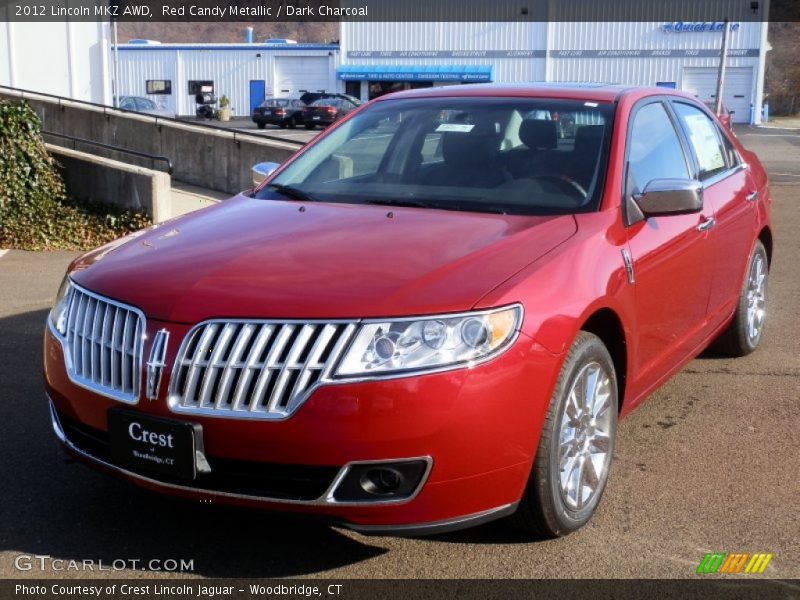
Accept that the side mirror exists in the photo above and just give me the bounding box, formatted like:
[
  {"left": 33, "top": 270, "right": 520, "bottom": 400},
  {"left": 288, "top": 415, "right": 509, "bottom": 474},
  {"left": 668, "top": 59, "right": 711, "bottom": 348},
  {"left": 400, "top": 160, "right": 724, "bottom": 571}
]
[
  {"left": 633, "top": 179, "right": 703, "bottom": 217},
  {"left": 251, "top": 162, "right": 280, "bottom": 187}
]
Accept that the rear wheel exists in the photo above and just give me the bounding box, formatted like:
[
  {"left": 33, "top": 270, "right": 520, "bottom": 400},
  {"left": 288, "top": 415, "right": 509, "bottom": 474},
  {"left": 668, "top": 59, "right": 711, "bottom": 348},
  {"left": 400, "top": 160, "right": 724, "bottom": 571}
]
[
  {"left": 509, "top": 332, "right": 618, "bottom": 537},
  {"left": 714, "top": 240, "right": 768, "bottom": 356},
  {"left": 256, "top": 122, "right": 266, "bottom": 130},
  {"left": 288, "top": 116, "right": 298, "bottom": 129}
]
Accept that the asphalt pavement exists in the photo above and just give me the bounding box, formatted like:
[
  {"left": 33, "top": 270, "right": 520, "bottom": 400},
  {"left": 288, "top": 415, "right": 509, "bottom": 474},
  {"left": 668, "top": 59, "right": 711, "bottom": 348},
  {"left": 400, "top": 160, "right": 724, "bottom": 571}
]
[
  {"left": 0, "top": 128, "right": 797, "bottom": 580},
  {"left": 191, "top": 116, "right": 320, "bottom": 145}
]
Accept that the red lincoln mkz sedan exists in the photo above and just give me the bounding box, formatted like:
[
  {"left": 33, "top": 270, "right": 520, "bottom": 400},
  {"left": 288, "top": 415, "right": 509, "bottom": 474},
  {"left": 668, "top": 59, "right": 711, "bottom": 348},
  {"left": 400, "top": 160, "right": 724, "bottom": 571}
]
[{"left": 44, "top": 84, "right": 772, "bottom": 537}]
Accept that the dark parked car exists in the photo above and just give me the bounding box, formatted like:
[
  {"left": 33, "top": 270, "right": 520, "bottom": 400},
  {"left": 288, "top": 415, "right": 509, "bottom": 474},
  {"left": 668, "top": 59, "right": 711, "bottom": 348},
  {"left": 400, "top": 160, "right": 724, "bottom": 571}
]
[
  {"left": 303, "top": 97, "right": 360, "bottom": 129},
  {"left": 252, "top": 98, "right": 306, "bottom": 129}
]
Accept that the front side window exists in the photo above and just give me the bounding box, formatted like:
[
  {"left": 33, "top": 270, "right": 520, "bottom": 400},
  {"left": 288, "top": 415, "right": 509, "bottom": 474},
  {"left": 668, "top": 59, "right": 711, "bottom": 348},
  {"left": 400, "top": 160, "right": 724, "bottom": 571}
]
[
  {"left": 256, "top": 97, "right": 615, "bottom": 216},
  {"left": 672, "top": 102, "right": 728, "bottom": 180},
  {"left": 627, "top": 101, "right": 690, "bottom": 193}
]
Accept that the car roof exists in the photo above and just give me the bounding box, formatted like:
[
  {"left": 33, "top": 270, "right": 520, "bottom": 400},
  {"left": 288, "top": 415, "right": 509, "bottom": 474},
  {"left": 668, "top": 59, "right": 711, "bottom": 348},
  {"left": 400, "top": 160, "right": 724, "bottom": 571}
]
[{"left": 373, "top": 83, "right": 697, "bottom": 103}]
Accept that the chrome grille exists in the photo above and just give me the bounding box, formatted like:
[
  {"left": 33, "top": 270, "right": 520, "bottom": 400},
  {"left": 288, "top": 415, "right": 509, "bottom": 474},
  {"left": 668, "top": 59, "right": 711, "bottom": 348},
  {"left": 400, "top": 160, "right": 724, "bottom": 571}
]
[
  {"left": 62, "top": 284, "right": 145, "bottom": 403},
  {"left": 169, "top": 321, "right": 357, "bottom": 419}
]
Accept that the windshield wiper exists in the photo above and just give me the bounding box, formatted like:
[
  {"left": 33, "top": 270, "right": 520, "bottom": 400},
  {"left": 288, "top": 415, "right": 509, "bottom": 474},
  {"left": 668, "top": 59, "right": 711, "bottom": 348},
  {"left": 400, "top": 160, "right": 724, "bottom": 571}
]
[
  {"left": 361, "top": 198, "right": 436, "bottom": 210},
  {"left": 265, "top": 183, "right": 320, "bottom": 203},
  {"left": 362, "top": 197, "right": 507, "bottom": 215}
]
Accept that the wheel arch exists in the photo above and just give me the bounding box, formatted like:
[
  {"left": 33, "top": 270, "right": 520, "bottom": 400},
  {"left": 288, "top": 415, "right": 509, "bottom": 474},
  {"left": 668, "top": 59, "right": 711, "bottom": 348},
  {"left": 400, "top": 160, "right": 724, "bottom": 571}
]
[
  {"left": 758, "top": 226, "right": 773, "bottom": 267},
  {"left": 579, "top": 308, "right": 628, "bottom": 414}
]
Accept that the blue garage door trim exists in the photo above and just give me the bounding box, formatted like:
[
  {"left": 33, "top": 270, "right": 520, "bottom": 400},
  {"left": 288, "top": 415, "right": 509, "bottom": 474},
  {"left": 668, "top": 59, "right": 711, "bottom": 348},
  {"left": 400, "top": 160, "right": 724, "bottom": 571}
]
[{"left": 337, "top": 65, "right": 493, "bottom": 83}]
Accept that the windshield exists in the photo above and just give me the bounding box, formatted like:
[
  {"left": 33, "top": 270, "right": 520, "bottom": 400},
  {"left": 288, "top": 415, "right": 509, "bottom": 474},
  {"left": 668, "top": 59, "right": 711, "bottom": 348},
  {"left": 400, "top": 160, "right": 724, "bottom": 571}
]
[{"left": 256, "top": 97, "right": 615, "bottom": 216}]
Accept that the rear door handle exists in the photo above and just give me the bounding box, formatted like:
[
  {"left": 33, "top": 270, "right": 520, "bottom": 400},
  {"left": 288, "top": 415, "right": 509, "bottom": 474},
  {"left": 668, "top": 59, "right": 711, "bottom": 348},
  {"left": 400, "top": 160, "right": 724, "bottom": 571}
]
[
  {"left": 697, "top": 217, "right": 716, "bottom": 232},
  {"left": 746, "top": 190, "right": 758, "bottom": 202}
]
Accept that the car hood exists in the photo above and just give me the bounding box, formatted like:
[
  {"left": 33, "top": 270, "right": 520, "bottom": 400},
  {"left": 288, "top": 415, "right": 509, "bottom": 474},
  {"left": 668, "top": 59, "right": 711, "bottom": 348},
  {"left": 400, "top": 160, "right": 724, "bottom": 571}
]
[{"left": 69, "top": 196, "right": 577, "bottom": 323}]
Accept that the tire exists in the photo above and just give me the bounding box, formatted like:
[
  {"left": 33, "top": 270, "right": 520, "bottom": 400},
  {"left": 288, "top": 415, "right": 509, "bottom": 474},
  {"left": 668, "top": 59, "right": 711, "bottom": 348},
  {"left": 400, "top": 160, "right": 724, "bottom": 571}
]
[
  {"left": 304, "top": 124, "right": 316, "bottom": 130},
  {"left": 256, "top": 122, "right": 266, "bottom": 130},
  {"left": 288, "top": 117, "right": 298, "bottom": 129},
  {"left": 713, "top": 240, "right": 768, "bottom": 356},
  {"left": 509, "top": 331, "right": 618, "bottom": 537}
]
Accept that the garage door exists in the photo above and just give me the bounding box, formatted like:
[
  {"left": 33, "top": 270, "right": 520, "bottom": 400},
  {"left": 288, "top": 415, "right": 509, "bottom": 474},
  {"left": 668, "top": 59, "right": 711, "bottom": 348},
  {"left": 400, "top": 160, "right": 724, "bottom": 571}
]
[
  {"left": 681, "top": 67, "right": 753, "bottom": 123},
  {"left": 274, "top": 56, "right": 332, "bottom": 97}
]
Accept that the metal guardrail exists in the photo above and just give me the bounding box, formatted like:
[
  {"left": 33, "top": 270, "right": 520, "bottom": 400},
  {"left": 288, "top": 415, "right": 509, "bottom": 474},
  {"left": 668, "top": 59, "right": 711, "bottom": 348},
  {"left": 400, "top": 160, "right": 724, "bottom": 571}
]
[
  {"left": 42, "top": 130, "right": 174, "bottom": 175},
  {"left": 0, "top": 84, "right": 306, "bottom": 148}
]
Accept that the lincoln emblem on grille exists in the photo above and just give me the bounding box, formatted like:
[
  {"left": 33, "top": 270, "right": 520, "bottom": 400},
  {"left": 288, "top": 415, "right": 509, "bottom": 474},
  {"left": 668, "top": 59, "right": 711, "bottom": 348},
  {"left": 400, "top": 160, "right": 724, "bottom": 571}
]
[{"left": 146, "top": 329, "right": 170, "bottom": 401}]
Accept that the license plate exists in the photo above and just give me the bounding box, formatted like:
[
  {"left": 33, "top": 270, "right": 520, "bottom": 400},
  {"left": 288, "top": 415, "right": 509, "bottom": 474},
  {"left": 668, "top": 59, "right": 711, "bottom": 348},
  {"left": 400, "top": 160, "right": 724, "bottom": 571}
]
[
  {"left": 264, "top": 110, "right": 272, "bottom": 115},
  {"left": 108, "top": 409, "right": 201, "bottom": 480},
  {"left": 313, "top": 116, "right": 321, "bottom": 120}
]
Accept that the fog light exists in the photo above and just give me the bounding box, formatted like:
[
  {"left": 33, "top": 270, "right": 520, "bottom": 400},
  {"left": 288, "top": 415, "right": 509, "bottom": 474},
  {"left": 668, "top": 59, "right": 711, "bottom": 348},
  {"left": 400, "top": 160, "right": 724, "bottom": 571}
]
[
  {"left": 360, "top": 468, "right": 404, "bottom": 495},
  {"left": 331, "top": 459, "right": 430, "bottom": 503}
]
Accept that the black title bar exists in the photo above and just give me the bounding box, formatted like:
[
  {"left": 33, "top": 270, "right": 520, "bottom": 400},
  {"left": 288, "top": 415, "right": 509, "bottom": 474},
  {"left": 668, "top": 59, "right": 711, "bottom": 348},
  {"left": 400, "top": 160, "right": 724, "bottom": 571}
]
[{"left": 1, "top": 0, "right": 799, "bottom": 23}]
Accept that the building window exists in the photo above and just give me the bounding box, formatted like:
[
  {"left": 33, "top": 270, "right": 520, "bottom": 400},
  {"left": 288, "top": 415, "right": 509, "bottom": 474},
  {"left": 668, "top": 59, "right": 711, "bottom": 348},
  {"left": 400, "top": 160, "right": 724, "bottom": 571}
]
[
  {"left": 367, "top": 81, "right": 432, "bottom": 100},
  {"left": 146, "top": 80, "right": 172, "bottom": 95},
  {"left": 188, "top": 80, "right": 214, "bottom": 95}
]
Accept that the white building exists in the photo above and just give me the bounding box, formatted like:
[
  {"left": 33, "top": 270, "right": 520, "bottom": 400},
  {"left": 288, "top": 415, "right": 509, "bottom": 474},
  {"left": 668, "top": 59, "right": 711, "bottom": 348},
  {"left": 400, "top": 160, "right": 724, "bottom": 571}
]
[
  {"left": 116, "top": 42, "right": 341, "bottom": 117},
  {"left": 113, "top": 17, "right": 769, "bottom": 124},
  {"left": 0, "top": 21, "right": 112, "bottom": 104},
  {"left": 339, "top": 20, "right": 769, "bottom": 123}
]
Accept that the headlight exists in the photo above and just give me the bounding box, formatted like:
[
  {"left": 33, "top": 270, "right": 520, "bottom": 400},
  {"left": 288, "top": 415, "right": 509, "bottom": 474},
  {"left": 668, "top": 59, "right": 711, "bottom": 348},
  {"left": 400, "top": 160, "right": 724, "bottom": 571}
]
[
  {"left": 335, "top": 305, "right": 522, "bottom": 378},
  {"left": 48, "top": 276, "right": 72, "bottom": 337}
]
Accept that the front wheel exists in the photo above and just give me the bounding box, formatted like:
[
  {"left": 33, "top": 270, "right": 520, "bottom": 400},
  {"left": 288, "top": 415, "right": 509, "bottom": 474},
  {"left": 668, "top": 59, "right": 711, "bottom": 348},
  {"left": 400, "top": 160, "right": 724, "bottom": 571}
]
[
  {"left": 713, "top": 240, "right": 769, "bottom": 356},
  {"left": 509, "top": 331, "right": 618, "bottom": 537}
]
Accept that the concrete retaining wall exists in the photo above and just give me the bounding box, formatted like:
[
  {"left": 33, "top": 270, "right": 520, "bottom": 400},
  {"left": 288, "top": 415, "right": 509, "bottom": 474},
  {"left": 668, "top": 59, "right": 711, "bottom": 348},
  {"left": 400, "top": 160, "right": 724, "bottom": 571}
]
[
  {"left": 48, "top": 144, "right": 172, "bottom": 223},
  {"left": 2, "top": 89, "right": 299, "bottom": 196}
]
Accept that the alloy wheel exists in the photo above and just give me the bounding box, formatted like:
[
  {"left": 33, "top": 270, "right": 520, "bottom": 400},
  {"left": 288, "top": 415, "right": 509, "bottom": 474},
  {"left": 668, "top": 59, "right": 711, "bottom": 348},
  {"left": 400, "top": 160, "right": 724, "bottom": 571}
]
[
  {"left": 746, "top": 253, "right": 767, "bottom": 342},
  {"left": 557, "top": 361, "right": 614, "bottom": 511}
]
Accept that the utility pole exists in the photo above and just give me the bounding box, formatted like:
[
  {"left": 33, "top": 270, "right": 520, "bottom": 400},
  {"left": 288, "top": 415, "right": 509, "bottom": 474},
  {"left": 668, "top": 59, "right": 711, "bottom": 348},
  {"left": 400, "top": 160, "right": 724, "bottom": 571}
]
[
  {"left": 112, "top": 19, "right": 119, "bottom": 107},
  {"left": 714, "top": 19, "right": 730, "bottom": 115}
]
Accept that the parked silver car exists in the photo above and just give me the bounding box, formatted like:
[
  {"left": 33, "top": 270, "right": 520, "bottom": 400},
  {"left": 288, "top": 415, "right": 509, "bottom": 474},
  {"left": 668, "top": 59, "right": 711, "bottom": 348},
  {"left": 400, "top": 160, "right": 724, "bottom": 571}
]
[{"left": 118, "top": 96, "right": 175, "bottom": 119}]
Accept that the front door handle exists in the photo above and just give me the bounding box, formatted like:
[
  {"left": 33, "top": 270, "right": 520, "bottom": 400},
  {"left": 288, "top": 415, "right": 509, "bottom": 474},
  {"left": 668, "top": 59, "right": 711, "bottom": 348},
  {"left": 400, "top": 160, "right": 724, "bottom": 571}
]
[
  {"left": 746, "top": 190, "right": 758, "bottom": 202},
  {"left": 697, "top": 217, "right": 716, "bottom": 232}
]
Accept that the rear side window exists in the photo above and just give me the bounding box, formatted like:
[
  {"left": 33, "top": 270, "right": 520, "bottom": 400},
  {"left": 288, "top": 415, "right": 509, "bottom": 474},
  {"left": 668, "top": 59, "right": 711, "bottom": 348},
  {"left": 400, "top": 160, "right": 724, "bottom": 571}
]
[
  {"left": 627, "top": 102, "right": 690, "bottom": 192},
  {"left": 672, "top": 102, "right": 728, "bottom": 180}
]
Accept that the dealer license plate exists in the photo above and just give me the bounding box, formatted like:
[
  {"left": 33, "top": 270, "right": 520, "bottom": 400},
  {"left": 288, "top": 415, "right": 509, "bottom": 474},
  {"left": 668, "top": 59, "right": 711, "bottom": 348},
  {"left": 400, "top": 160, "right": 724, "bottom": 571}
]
[{"left": 108, "top": 409, "right": 201, "bottom": 480}]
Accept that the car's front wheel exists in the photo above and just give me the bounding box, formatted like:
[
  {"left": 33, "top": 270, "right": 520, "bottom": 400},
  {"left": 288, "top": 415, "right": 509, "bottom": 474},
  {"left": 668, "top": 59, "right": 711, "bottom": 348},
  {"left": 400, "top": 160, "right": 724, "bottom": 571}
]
[
  {"left": 510, "top": 331, "right": 618, "bottom": 537},
  {"left": 714, "top": 239, "right": 768, "bottom": 356}
]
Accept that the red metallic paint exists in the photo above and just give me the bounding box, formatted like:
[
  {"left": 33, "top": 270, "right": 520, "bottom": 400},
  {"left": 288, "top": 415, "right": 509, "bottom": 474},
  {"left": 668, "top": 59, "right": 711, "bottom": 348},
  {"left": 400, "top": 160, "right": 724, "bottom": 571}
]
[{"left": 45, "top": 85, "right": 772, "bottom": 531}]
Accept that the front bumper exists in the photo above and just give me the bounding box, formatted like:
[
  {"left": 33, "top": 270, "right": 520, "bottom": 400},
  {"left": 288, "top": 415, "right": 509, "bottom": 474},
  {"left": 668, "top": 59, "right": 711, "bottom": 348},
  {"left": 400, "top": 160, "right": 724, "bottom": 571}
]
[
  {"left": 50, "top": 400, "right": 518, "bottom": 535},
  {"left": 44, "top": 318, "right": 562, "bottom": 533}
]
